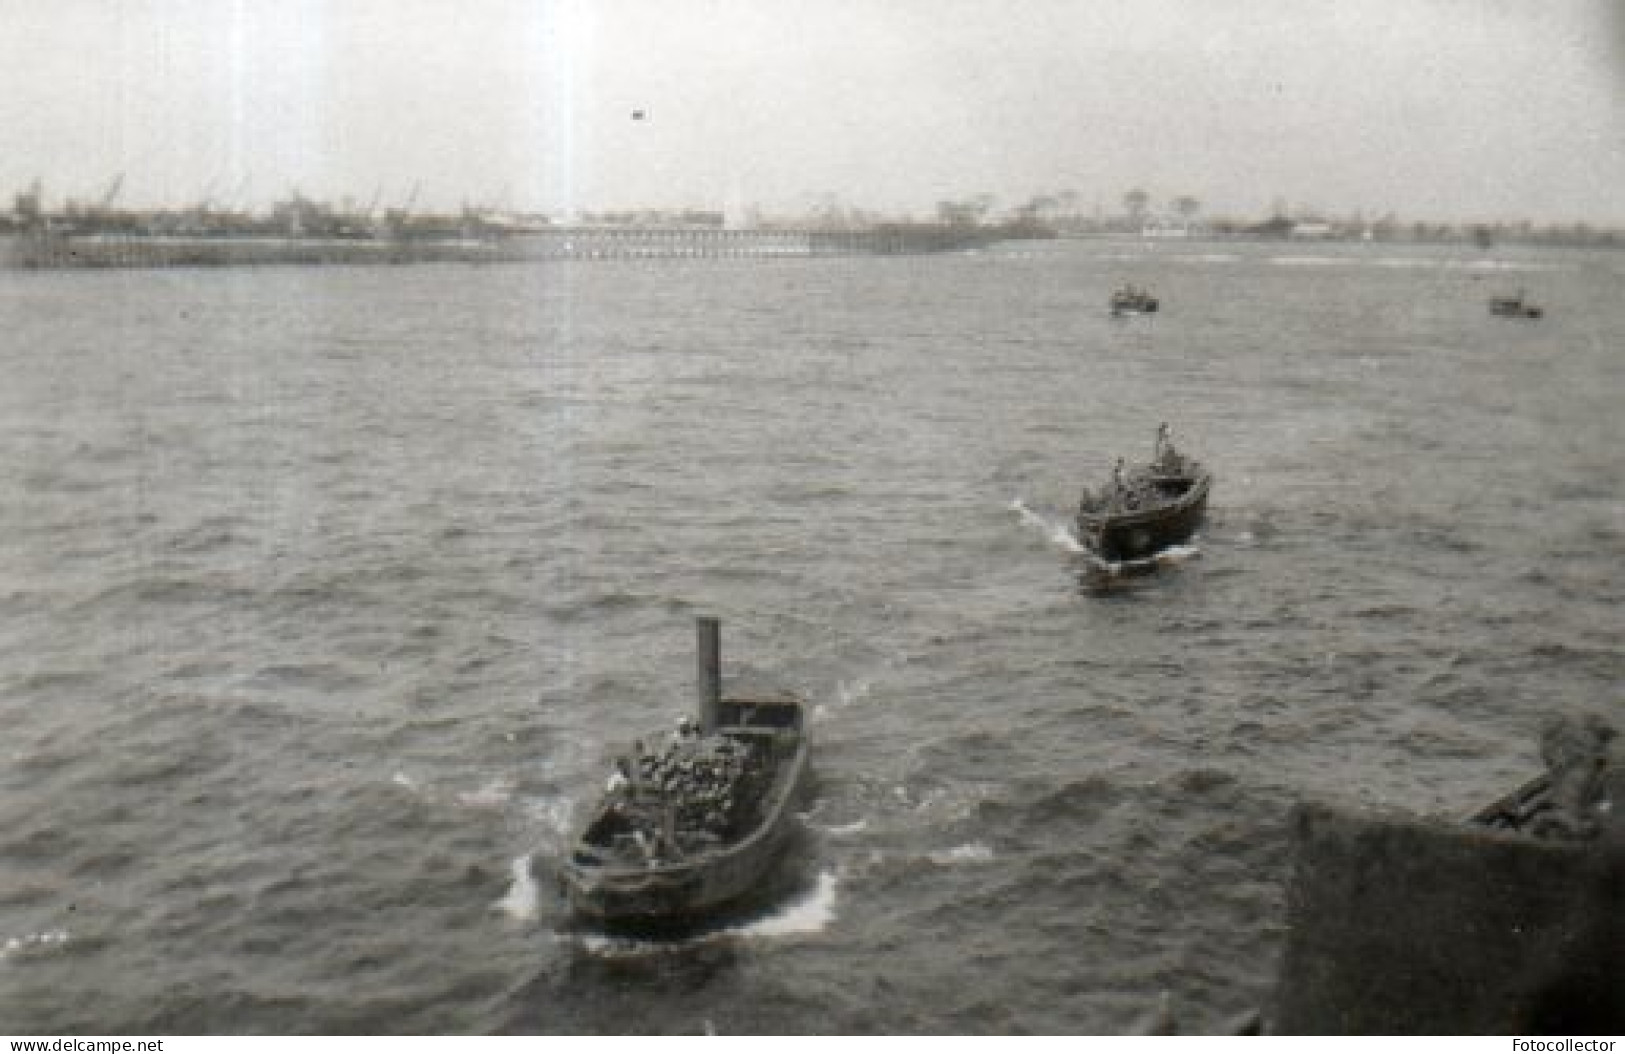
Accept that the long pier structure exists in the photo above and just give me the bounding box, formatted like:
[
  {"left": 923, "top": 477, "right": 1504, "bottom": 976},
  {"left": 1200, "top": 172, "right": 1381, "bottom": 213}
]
[{"left": 1, "top": 224, "right": 1009, "bottom": 269}]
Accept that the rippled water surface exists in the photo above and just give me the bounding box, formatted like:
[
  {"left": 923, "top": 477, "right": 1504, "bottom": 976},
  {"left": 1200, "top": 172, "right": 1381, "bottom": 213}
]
[{"left": 1, "top": 240, "right": 1621, "bottom": 1033}]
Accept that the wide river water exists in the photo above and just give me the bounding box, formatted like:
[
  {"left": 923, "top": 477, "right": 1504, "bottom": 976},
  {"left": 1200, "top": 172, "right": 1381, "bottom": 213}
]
[{"left": 1, "top": 238, "right": 1621, "bottom": 1033}]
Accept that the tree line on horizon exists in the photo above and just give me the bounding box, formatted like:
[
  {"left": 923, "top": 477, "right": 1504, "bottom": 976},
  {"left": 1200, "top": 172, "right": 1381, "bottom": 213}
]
[{"left": 4, "top": 180, "right": 1619, "bottom": 247}]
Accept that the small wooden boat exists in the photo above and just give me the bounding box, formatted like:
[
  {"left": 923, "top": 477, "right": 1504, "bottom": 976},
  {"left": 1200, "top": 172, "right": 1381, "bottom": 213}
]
[
  {"left": 1110, "top": 285, "right": 1159, "bottom": 316},
  {"left": 1077, "top": 425, "right": 1210, "bottom": 563},
  {"left": 1489, "top": 291, "right": 1543, "bottom": 318},
  {"left": 558, "top": 618, "right": 812, "bottom": 929}
]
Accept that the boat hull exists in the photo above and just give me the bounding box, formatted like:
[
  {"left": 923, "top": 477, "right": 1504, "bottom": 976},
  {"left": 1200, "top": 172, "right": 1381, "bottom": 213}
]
[
  {"left": 560, "top": 723, "right": 811, "bottom": 928},
  {"left": 560, "top": 801, "right": 802, "bottom": 925},
  {"left": 1489, "top": 298, "right": 1542, "bottom": 318},
  {"left": 1078, "top": 474, "right": 1209, "bottom": 562}
]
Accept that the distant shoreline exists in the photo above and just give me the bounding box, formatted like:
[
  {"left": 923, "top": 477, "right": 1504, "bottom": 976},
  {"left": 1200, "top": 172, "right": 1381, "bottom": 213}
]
[
  {"left": 0, "top": 225, "right": 1009, "bottom": 269},
  {"left": 2, "top": 225, "right": 1617, "bottom": 271}
]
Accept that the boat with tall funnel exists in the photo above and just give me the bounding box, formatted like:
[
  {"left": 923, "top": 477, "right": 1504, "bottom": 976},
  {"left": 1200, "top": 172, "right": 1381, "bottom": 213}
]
[{"left": 559, "top": 618, "right": 812, "bottom": 929}]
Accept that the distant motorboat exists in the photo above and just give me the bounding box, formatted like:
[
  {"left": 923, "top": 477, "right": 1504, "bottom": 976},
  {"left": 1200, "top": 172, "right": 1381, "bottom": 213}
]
[
  {"left": 1109, "top": 284, "right": 1159, "bottom": 316},
  {"left": 1076, "top": 424, "right": 1210, "bottom": 564},
  {"left": 1489, "top": 291, "right": 1543, "bottom": 318}
]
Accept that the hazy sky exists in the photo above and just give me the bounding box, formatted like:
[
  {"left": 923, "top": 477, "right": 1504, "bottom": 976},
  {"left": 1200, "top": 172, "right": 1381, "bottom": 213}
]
[{"left": 2, "top": 0, "right": 1622, "bottom": 223}]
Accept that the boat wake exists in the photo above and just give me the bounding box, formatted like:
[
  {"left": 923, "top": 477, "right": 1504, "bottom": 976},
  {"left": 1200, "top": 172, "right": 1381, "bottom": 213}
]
[
  {"left": 567, "top": 869, "right": 841, "bottom": 956},
  {"left": 1078, "top": 542, "right": 1204, "bottom": 592},
  {"left": 1084, "top": 542, "right": 1202, "bottom": 574},
  {"left": 926, "top": 842, "right": 996, "bottom": 866},
  {"left": 2, "top": 929, "right": 71, "bottom": 961},
  {"left": 488, "top": 792, "right": 586, "bottom": 925},
  {"left": 457, "top": 777, "right": 516, "bottom": 810},
  {"left": 815, "top": 676, "right": 872, "bottom": 720},
  {"left": 495, "top": 853, "right": 541, "bottom": 922},
  {"left": 522, "top": 793, "right": 579, "bottom": 845},
  {"left": 733, "top": 869, "right": 840, "bottom": 937},
  {"left": 1010, "top": 499, "right": 1085, "bottom": 554},
  {"left": 390, "top": 770, "right": 523, "bottom": 812}
]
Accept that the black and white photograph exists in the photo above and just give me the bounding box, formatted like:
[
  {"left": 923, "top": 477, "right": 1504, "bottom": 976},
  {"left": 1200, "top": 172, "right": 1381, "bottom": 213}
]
[{"left": 1, "top": 0, "right": 1621, "bottom": 1037}]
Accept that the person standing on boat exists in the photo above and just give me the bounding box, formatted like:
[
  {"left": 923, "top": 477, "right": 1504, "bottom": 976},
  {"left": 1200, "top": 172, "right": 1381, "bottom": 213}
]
[
  {"left": 606, "top": 756, "right": 633, "bottom": 798},
  {"left": 670, "top": 715, "right": 699, "bottom": 749}
]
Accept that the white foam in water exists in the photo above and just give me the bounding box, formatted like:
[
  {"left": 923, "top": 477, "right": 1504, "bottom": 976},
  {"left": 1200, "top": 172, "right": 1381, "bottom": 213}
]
[
  {"left": 1089, "top": 542, "right": 1203, "bottom": 577},
  {"left": 495, "top": 854, "right": 540, "bottom": 922},
  {"left": 457, "top": 777, "right": 514, "bottom": 809},
  {"left": 1010, "top": 499, "right": 1085, "bottom": 554},
  {"left": 927, "top": 843, "right": 996, "bottom": 866},
  {"left": 817, "top": 677, "right": 873, "bottom": 721},
  {"left": 1154, "top": 544, "right": 1201, "bottom": 565},
  {"left": 575, "top": 932, "right": 642, "bottom": 956},
  {"left": 834, "top": 678, "right": 871, "bottom": 709},
  {"left": 820, "top": 819, "right": 869, "bottom": 837},
  {"left": 731, "top": 869, "right": 839, "bottom": 938},
  {"left": 525, "top": 795, "right": 577, "bottom": 840},
  {"left": 1268, "top": 255, "right": 1343, "bottom": 267},
  {"left": 573, "top": 870, "right": 842, "bottom": 956},
  {"left": 1, "top": 930, "right": 71, "bottom": 960}
]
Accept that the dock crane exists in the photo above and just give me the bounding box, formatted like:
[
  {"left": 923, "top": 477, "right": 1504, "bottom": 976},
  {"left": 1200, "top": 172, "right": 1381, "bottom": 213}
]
[
  {"left": 382, "top": 182, "right": 421, "bottom": 237},
  {"left": 97, "top": 173, "right": 123, "bottom": 213},
  {"left": 15, "top": 178, "right": 44, "bottom": 222}
]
